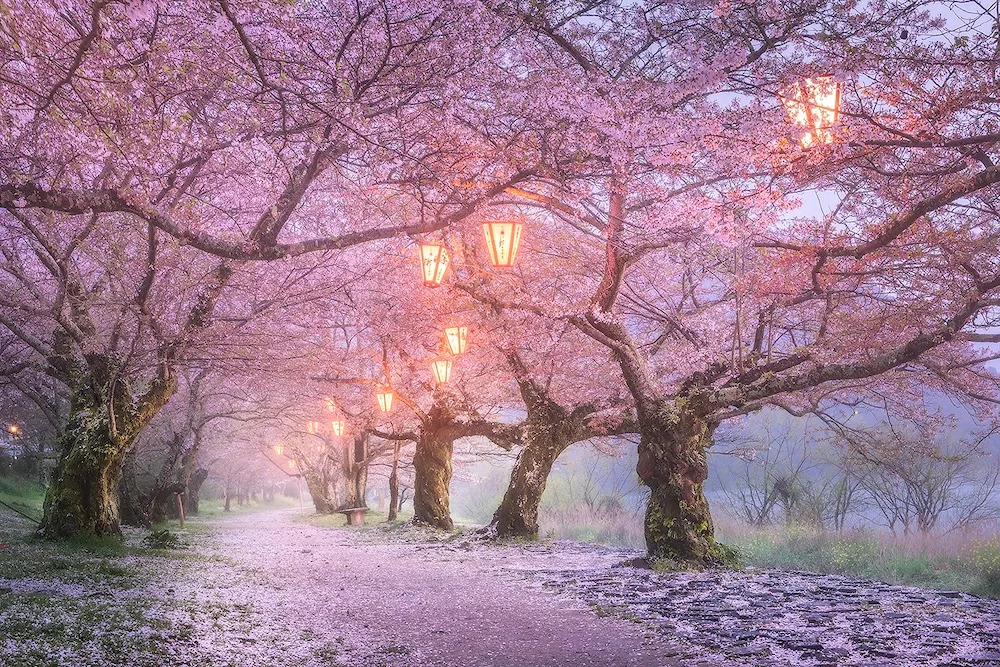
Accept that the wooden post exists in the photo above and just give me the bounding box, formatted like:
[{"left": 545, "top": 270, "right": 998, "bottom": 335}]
[{"left": 176, "top": 493, "right": 185, "bottom": 529}]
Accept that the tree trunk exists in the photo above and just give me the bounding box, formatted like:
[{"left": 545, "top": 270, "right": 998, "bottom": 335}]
[
  {"left": 638, "top": 408, "right": 729, "bottom": 566},
  {"left": 40, "top": 420, "right": 126, "bottom": 538},
  {"left": 342, "top": 435, "right": 369, "bottom": 508},
  {"left": 388, "top": 443, "right": 400, "bottom": 521},
  {"left": 39, "top": 350, "right": 177, "bottom": 539},
  {"left": 184, "top": 468, "right": 209, "bottom": 515},
  {"left": 490, "top": 427, "right": 568, "bottom": 539},
  {"left": 303, "top": 471, "right": 338, "bottom": 514},
  {"left": 118, "top": 450, "right": 150, "bottom": 528},
  {"left": 412, "top": 432, "right": 454, "bottom": 530}
]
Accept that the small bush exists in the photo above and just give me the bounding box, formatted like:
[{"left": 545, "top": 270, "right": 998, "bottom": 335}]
[
  {"left": 143, "top": 529, "right": 180, "bottom": 550},
  {"left": 966, "top": 538, "right": 1000, "bottom": 598}
]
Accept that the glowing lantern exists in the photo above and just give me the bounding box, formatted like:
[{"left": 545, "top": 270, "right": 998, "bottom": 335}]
[
  {"left": 324, "top": 397, "right": 336, "bottom": 413},
  {"left": 7, "top": 424, "right": 18, "bottom": 436},
  {"left": 444, "top": 326, "right": 468, "bottom": 355},
  {"left": 331, "top": 420, "right": 346, "bottom": 436},
  {"left": 780, "top": 76, "right": 842, "bottom": 147},
  {"left": 288, "top": 459, "right": 297, "bottom": 469},
  {"left": 273, "top": 443, "right": 285, "bottom": 457},
  {"left": 306, "top": 420, "right": 320, "bottom": 434},
  {"left": 419, "top": 243, "right": 450, "bottom": 287},
  {"left": 431, "top": 359, "right": 453, "bottom": 384},
  {"left": 482, "top": 221, "right": 523, "bottom": 267},
  {"left": 376, "top": 390, "right": 393, "bottom": 413}
]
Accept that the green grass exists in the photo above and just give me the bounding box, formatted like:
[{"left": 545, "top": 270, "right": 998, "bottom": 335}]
[
  {"left": 0, "top": 477, "right": 213, "bottom": 665},
  {"left": 0, "top": 476, "right": 45, "bottom": 522},
  {"left": 720, "top": 525, "right": 1000, "bottom": 598}
]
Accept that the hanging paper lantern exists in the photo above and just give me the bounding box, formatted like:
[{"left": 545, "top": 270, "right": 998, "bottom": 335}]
[
  {"left": 482, "top": 221, "right": 523, "bottom": 267},
  {"left": 431, "top": 359, "right": 453, "bottom": 384},
  {"left": 780, "top": 76, "right": 842, "bottom": 147},
  {"left": 444, "top": 326, "right": 468, "bottom": 355},
  {"left": 376, "top": 390, "right": 393, "bottom": 413},
  {"left": 273, "top": 443, "right": 284, "bottom": 457},
  {"left": 331, "top": 420, "right": 346, "bottom": 436},
  {"left": 324, "top": 397, "right": 336, "bottom": 413},
  {"left": 306, "top": 420, "right": 320, "bottom": 434},
  {"left": 419, "top": 243, "right": 450, "bottom": 287}
]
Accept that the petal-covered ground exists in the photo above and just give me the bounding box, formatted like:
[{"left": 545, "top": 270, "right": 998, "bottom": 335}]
[{"left": 2, "top": 508, "right": 999, "bottom": 666}]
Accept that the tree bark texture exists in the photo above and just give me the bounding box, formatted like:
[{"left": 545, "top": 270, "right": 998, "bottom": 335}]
[{"left": 39, "top": 357, "right": 176, "bottom": 538}]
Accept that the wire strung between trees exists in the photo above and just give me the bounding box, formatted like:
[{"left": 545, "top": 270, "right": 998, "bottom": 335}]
[{"left": 0, "top": 498, "right": 41, "bottom": 525}]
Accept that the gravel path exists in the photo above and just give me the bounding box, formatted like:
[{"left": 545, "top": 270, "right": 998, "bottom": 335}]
[
  {"left": 175, "top": 509, "right": 681, "bottom": 666},
  {"left": 5, "top": 507, "right": 1000, "bottom": 666}
]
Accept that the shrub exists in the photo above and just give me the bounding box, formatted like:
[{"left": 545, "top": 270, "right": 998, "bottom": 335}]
[
  {"left": 967, "top": 538, "right": 1000, "bottom": 598},
  {"left": 143, "top": 529, "right": 180, "bottom": 550}
]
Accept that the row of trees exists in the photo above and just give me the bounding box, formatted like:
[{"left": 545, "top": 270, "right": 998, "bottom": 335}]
[
  {"left": 3, "top": 0, "right": 1000, "bottom": 565},
  {"left": 724, "top": 414, "right": 1000, "bottom": 535}
]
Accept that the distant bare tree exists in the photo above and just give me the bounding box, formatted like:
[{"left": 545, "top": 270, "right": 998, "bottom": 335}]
[{"left": 835, "top": 425, "right": 1000, "bottom": 535}]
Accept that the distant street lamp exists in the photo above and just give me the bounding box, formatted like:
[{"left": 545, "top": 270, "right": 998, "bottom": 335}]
[
  {"left": 431, "top": 359, "right": 453, "bottom": 384},
  {"left": 376, "top": 390, "right": 393, "bottom": 413},
  {"left": 780, "top": 76, "right": 841, "bottom": 146},
  {"left": 444, "top": 326, "right": 468, "bottom": 355},
  {"left": 482, "top": 221, "right": 523, "bottom": 267},
  {"left": 419, "top": 243, "right": 450, "bottom": 287}
]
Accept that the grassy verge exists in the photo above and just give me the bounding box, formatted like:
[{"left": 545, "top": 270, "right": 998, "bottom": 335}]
[
  {"left": 718, "top": 524, "right": 1000, "bottom": 598},
  {"left": 0, "top": 476, "right": 203, "bottom": 665}
]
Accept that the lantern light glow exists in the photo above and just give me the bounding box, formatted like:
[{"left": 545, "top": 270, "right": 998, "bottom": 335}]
[
  {"left": 780, "top": 76, "right": 842, "bottom": 147},
  {"left": 444, "top": 326, "right": 468, "bottom": 355},
  {"left": 431, "top": 359, "right": 453, "bottom": 384},
  {"left": 331, "top": 420, "right": 346, "bottom": 436},
  {"left": 482, "top": 221, "right": 523, "bottom": 268},
  {"left": 419, "top": 243, "right": 450, "bottom": 287},
  {"left": 273, "top": 443, "right": 285, "bottom": 457},
  {"left": 306, "top": 420, "right": 320, "bottom": 434},
  {"left": 376, "top": 390, "right": 393, "bottom": 413}
]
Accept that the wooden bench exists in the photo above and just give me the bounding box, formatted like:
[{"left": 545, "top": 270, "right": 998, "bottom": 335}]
[{"left": 339, "top": 507, "right": 368, "bottom": 526}]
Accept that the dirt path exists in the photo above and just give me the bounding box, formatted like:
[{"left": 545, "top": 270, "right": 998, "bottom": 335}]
[{"left": 177, "top": 509, "right": 682, "bottom": 666}]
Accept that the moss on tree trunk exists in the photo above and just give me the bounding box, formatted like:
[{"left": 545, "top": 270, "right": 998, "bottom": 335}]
[
  {"left": 637, "top": 408, "right": 734, "bottom": 567},
  {"left": 412, "top": 432, "right": 454, "bottom": 530},
  {"left": 40, "top": 423, "right": 126, "bottom": 537},
  {"left": 39, "top": 357, "right": 176, "bottom": 539}
]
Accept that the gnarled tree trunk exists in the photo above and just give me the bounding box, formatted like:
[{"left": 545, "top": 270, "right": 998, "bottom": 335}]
[
  {"left": 39, "top": 359, "right": 175, "bottom": 539},
  {"left": 343, "top": 434, "right": 369, "bottom": 508},
  {"left": 184, "top": 468, "right": 209, "bottom": 515},
  {"left": 303, "top": 470, "right": 338, "bottom": 514},
  {"left": 119, "top": 450, "right": 150, "bottom": 527},
  {"left": 638, "top": 406, "right": 727, "bottom": 566},
  {"left": 490, "top": 402, "right": 590, "bottom": 539},
  {"left": 413, "top": 431, "right": 454, "bottom": 530}
]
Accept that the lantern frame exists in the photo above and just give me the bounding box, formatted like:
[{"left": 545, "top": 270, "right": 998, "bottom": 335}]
[
  {"left": 331, "top": 420, "right": 346, "bottom": 437},
  {"left": 431, "top": 359, "right": 453, "bottom": 384},
  {"left": 444, "top": 326, "right": 468, "bottom": 355},
  {"left": 273, "top": 443, "right": 284, "bottom": 457},
  {"left": 482, "top": 221, "right": 523, "bottom": 268},
  {"left": 306, "top": 420, "right": 320, "bottom": 435},
  {"left": 376, "top": 390, "right": 394, "bottom": 413},
  {"left": 419, "top": 243, "right": 450, "bottom": 287}
]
